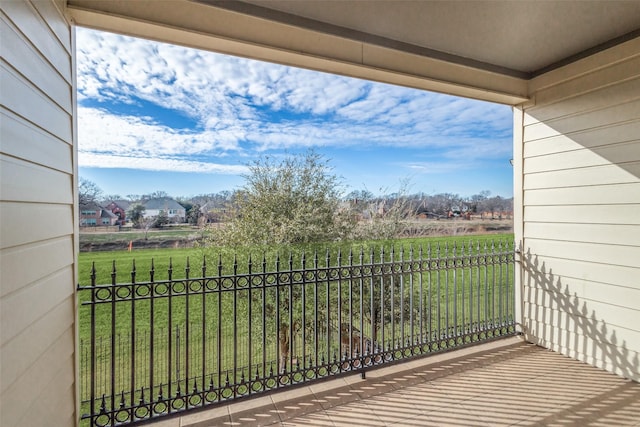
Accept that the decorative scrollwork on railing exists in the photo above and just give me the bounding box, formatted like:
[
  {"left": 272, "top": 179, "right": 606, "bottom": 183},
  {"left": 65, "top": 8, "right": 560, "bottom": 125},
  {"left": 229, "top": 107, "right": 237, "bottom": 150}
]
[{"left": 78, "top": 240, "right": 516, "bottom": 426}]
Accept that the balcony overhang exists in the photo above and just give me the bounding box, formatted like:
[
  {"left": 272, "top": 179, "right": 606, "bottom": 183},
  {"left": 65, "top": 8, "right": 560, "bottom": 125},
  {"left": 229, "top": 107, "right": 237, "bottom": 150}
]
[
  {"left": 66, "top": 0, "right": 530, "bottom": 105},
  {"left": 66, "top": 1, "right": 640, "bottom": 106}
]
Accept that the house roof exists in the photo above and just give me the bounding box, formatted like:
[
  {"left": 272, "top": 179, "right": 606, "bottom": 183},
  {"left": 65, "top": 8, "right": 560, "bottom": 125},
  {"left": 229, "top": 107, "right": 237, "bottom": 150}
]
[
  {"left": 106, "top": 199, "right": 131, "bottom": 210},
  {"left": 80, "top": 201, "right": 103, "bottom": 211},
  {"left": 200, "top": 201, "right": 227, "bottom": 212},
  {"left": 142, "top": 197, "right": 185, "bottom": 211},
  {"left": 100, "top": 209, "right": 118, "bottom": 219}
]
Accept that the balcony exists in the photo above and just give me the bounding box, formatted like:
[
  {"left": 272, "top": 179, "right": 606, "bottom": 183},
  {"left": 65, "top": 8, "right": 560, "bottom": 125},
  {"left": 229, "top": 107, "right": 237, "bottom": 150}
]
[
  {"left": 77, "top": 240, "right": 640, "bottom": 426},
  {"left": 164, "top": 337, "right": 640, "bottom": 426},
  {"left": 78, "top": 241, "right": 518, "bottom": 426}
]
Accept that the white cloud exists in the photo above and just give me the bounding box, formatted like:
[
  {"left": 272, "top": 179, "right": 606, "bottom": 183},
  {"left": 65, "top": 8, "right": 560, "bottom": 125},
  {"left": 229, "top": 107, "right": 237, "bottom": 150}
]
[
  {"left": 76, "top": 27, "right": 512, "bottom": 173},
  {"left": 79, "top": 152, "right": 247, "bottom": 174},
  {"left": 405, "top": 160, "right": 472, "bottom": 174},
  {"left": 78, "top": 107, "right": 242, "bottom": 157}
]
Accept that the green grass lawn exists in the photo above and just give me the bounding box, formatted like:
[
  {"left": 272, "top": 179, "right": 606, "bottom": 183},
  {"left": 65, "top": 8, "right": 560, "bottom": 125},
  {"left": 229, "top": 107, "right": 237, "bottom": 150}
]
[
  {"left": 78, "top": 247, "right": 205, "bottom": 285},
  {"left": 78, "top": 233, "right": 514, "bottom": 285}
]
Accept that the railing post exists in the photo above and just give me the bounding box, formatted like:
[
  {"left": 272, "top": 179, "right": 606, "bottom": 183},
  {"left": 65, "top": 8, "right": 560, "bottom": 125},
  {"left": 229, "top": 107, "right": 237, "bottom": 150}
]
[
  {"left": 313, "top": 251, "right": 319, "bottom": 369},
  {"left": 427, "top": 243, "right": 432, "bottom": 346},
  {"left": 167, "top": 258, "right": 173, "bottom": 409},
  {"left": 380, "top": 247, "right": 385, "bottom": 354},
  {"left": 301, "top": 252, "right": 307, "bottom": 375},
  {"left": 409, "top": 246, "right": 414, "bottom": 352},
  {"left": 89, "top": 263, "right": 96, "bottom": 425},
  {"left": 261, "top": 254, "right": 266, "bottom": 384},
  {"left": 325, "top": 249, "right": 330, "bottom": 365},
  {"left": 184, "top": 257, "right": 190, "bottom": 400},
  {"left": 358, "top": 247, "right": 365, "bottom": 379},
  {"left": 468, "top": 242, "right": 473, "bottom": 335},
  {"left": 232, "top": 255, "right": 237, "bottom": 392},
  {"left": 418, "top": 245, "right": 424, "bottom": 347},
  {"left": 201, "top": 256, "right": 206, "bottom": 403},
  {"left": 436, "top": 243, "right": 441, "bottom": 342},
  {"left": 247, "top": 254, "right": 252, "bottom": 395},
  {"left": 368, "top": 247, "right": 375, "bottom": 362},
  {"left": 452, "top": 243, "right": 457, "bottom": 341},
  {"left": 288, "top": 252, "right": 294, "bottom": 379},
  {"left": 130, "top": 260, "right": 136, "bottom": 413},
  {"left": 149, "top": 259, "right": 155, "bottom": 410},
  {"left": 110, "top": 261, "right": 116, "bottom": 427},
  {"left": 275, "top": 254, "right": 281, "bottom": 377},
  {"left": 337, "top": 249, "right": 343, "bottom": 364},
  {"left": 390, "top": 246, "right": 395, "bottom": 351},
  {"left": 216, "top": 255, "right": 222, "bottom": 401}
]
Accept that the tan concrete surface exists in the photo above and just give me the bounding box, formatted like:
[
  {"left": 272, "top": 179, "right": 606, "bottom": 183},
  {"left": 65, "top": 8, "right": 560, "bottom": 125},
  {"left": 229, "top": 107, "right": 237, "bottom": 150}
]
[{"left": 173, "top": 337, "right": 640, "bottom": 426}]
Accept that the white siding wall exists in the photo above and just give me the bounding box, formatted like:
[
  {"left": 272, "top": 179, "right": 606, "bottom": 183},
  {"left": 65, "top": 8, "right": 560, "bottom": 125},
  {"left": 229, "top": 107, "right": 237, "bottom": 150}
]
[
  {"left": 517, "top": 38, "right": 640, "bottom": 381},
  {"left": 0, "top": 1, "right": 77, "bottom": 425}
]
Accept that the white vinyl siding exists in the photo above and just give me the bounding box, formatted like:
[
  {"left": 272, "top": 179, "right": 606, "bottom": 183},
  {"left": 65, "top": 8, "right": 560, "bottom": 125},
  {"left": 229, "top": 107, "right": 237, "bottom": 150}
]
[
  {"left": 517, "top": 38, "right": 640, "bottom": 381},
  {"left": 0, "top": 1, "right": 77, "bottom": 426},
  {"left": 143, "top": 208, "right": 186, "bottom": 219}
]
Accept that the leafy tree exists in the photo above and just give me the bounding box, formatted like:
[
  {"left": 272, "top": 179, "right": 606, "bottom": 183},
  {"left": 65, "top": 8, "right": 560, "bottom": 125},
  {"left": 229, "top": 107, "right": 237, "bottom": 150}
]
[
  {"left": 102, "top": 194, "right": 123, "bottom": 202},
  {"left": 478, "top": 195, "right": 513, "bottom": 218},
  {"left": 78, "top": 178, "right": 103, "bottom": 208},
  {"left": 154, "top": 210, "right": 170, "bottom": 228},
  {"left": 209, "top": 150, "right": 355, "bottom": 246},
  {"left": 189, "top": 191, "right": 233, "bottom": 206},
  {"left": 186, "top": 203, "right": 202, "bottom": 225},
  {"left": 178, "top": 199, "right": 193, "bottom": 212},
  {"left": 429, "top": 193, "right": 462, "bottom": 216},
  {"left": 176, "top": 199, "right": 203, "bottom": 225},
  {"left": 126, "top": 203, "right": 146, "bottom": 227},
  {"left": 350, "top": 180, "right": 418, "bottom": 240},
  {"left": 345, "top": 189, "right": 374, "bottom": 204},
  {"left": 139, "top": 216, "right": 156, "bottom": 239},
  {"left": 140, "top": 190, "right": 169, "bottom": 201}
]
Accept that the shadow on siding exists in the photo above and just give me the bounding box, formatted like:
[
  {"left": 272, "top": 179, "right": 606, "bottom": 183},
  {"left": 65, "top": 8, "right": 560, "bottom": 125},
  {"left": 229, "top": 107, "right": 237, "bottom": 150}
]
[{"left": 521, "top": 249, "right": 639, "bottom": 382}]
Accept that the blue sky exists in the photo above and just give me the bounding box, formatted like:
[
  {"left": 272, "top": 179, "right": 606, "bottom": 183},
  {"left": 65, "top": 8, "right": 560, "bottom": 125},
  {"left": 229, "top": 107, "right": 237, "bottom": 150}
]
[{"left": 76, "top": 28, "right": 514, "bottom": 199}]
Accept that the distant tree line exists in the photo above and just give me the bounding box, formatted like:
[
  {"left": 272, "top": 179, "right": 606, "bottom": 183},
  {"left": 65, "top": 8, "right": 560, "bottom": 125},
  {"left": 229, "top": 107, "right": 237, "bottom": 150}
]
[
  {"left": 79, "top": 151, "right": 512, "bottom": 242},
  {"left": 345, "top": 189, "right": 513, "bottom": 218}
]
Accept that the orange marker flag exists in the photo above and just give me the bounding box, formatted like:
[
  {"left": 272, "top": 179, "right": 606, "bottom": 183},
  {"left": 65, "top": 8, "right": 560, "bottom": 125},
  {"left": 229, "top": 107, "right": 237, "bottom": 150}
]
[{"left": 128, "top": 241, "right": 133, "bottom": 252}]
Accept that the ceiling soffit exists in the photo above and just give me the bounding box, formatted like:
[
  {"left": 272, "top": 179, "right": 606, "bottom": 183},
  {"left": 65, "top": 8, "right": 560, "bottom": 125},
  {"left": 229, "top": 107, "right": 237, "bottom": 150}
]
[
  {"left": 67, "top": 0, "right": 640, "bottom": 104},
  {"left": 231, "top": 0, "right": 640, "bottom": 77},
  {"left": 68, "top": 0, "right": 533, "bottom": 104}
]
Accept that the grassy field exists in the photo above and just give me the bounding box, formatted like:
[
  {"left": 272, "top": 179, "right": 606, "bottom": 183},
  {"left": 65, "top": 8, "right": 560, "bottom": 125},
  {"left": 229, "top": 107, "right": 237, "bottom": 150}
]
[
  {"left": 78, "top": 246, "right": 204, "bottom": 285},
  {"left": 79, "top": 227, "right": 203, "bottom": 244},
  {"left": 78, "top": 233, "right": 514, "bottom": 285}
]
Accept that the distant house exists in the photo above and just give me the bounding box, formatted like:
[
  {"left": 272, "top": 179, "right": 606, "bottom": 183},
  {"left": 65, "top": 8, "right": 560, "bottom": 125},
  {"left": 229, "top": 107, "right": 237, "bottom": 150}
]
[
  {"left": 200, "top": 201, "right": 228, "bottom": 223},
  {"left": 80, "top": 202, "right": 118, "bottom": 226},
  {"left": 142, "top": 197, "right": 186, "bottom": 222},
  {"left": 104, "top": 200, "right": 131, "bottom": 225}
]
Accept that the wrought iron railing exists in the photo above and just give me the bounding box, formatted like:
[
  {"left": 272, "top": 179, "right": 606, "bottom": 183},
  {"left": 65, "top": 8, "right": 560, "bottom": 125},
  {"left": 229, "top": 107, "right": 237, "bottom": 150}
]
[{"left": 78, "top": 241, "right": 515, "bottom": 426}]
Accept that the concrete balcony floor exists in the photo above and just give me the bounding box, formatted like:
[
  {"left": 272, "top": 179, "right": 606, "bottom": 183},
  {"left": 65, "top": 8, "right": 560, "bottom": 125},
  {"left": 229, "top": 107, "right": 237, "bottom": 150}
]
[{"left": 157, "top": 337, "right": 640, "bottom": 427}]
